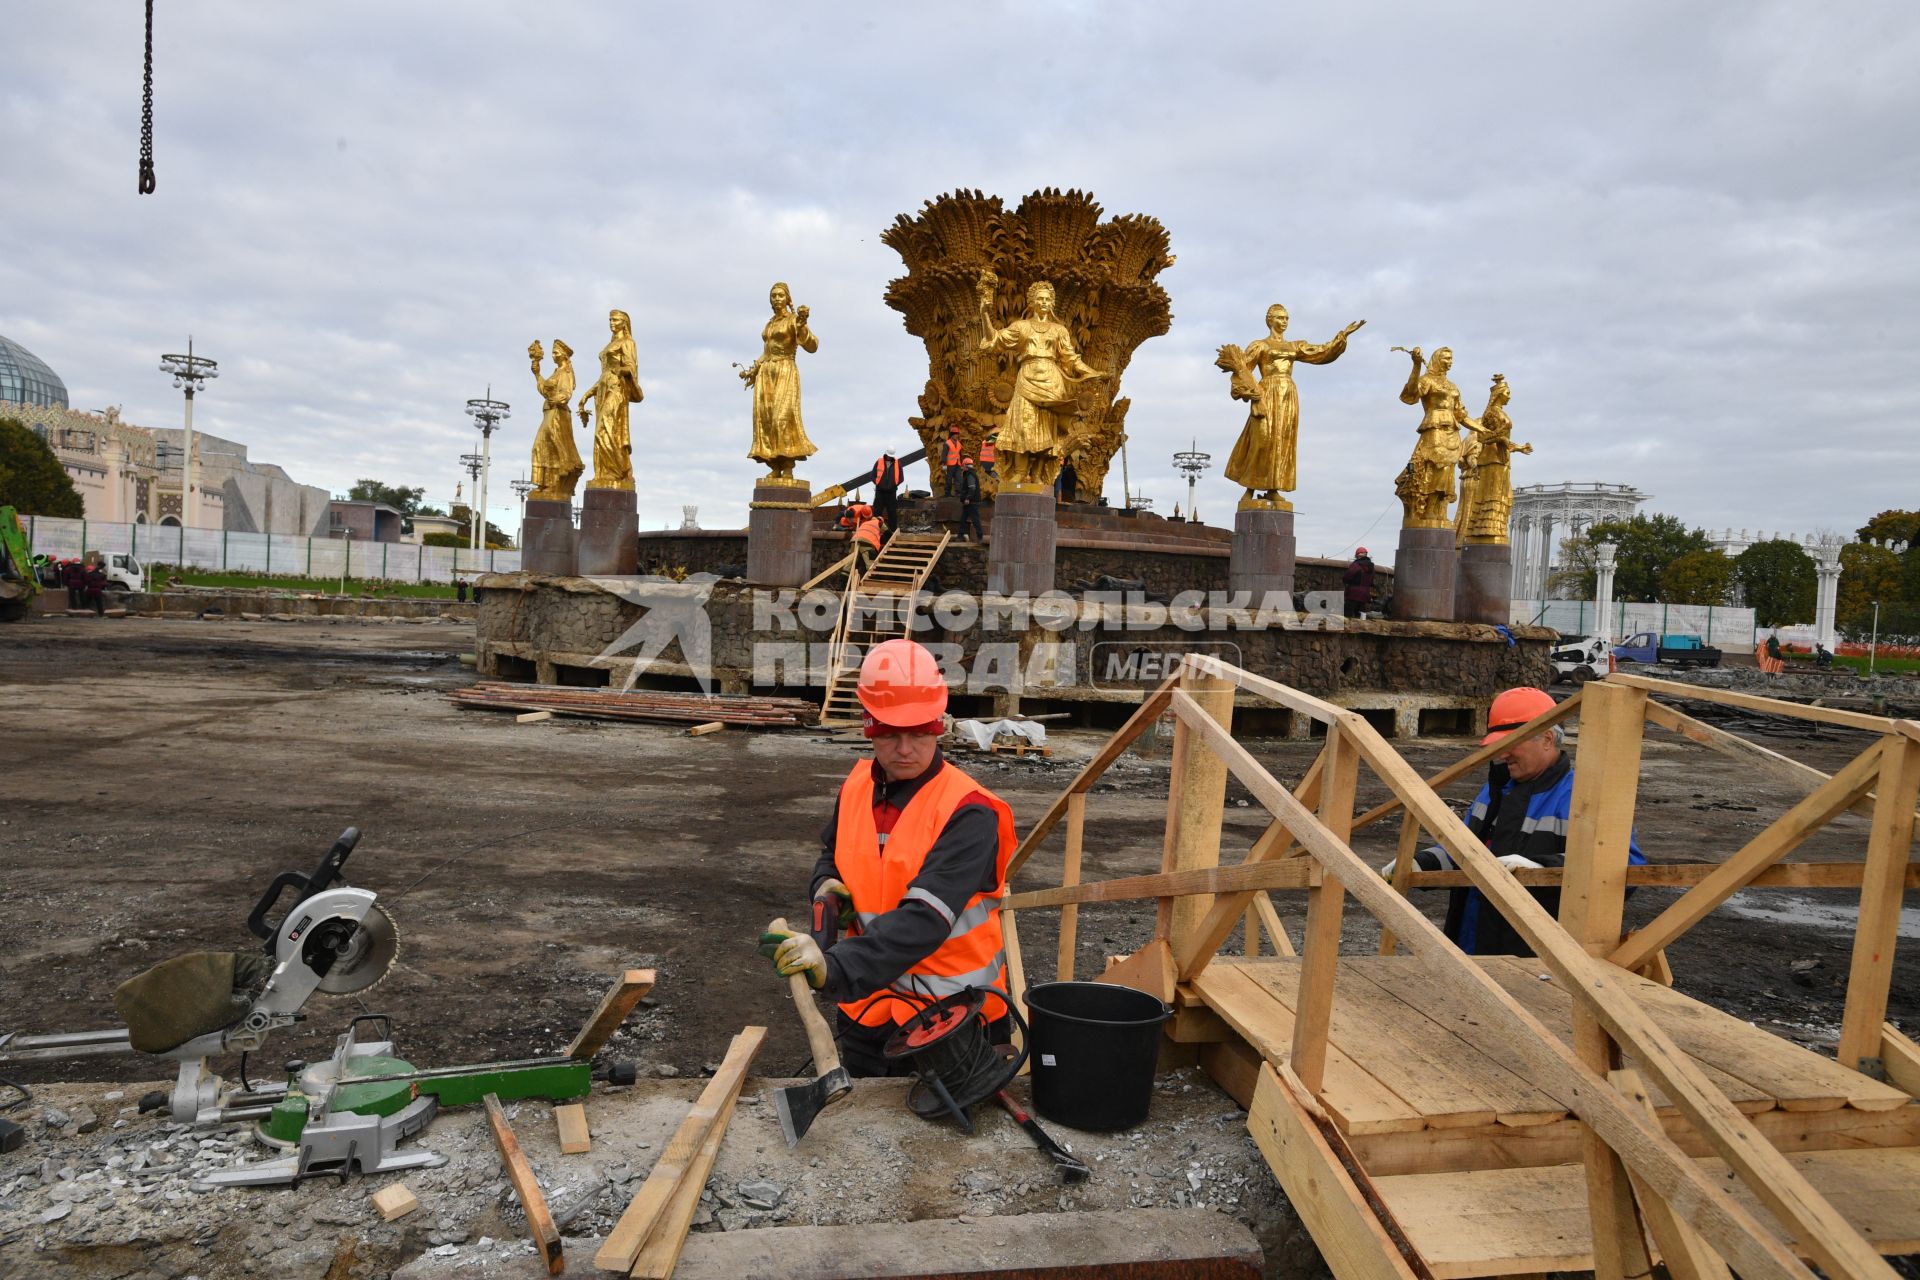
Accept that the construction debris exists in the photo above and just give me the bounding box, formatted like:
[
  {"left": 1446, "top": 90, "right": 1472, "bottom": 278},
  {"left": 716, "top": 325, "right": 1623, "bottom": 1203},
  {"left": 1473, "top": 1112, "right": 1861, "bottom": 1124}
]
[
  {"left": 482, "top": 1093, "right": 563, "bottom": 1275},
  {"left": 450, "top": 682, "right": 816, "bottom": 728},
  {"left": 372, "top": 1181, "right": 420, "bottom": 1221}
]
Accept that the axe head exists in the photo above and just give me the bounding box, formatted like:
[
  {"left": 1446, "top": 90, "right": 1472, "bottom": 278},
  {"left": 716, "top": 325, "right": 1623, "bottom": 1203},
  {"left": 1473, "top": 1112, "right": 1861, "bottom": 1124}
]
[{"left": 771, "top": 1065, "right": 851, "bottom": 1147}]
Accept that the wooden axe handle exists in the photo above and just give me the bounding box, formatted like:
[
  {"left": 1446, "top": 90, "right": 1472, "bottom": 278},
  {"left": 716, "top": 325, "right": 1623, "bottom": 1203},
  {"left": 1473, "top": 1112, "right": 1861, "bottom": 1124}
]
[{"left": 771, "top": 918, "right": 843, "bottom": 1076}]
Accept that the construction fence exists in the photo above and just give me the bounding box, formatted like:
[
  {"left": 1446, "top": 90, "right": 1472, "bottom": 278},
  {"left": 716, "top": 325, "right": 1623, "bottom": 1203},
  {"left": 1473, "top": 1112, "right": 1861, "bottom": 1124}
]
[
  {"left": 1518, "top": 598, "right": 1758, "bottom": 648},
  {"left": 20, "top": 515, "right": 521, "bottom": 584}
]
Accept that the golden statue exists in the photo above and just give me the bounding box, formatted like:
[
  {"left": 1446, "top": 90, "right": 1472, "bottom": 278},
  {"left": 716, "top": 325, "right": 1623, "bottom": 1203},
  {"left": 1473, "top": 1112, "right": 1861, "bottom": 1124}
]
[
  {"left": 739, "top": 282, "right": 819, "bottom": 485},
  {"left": 884, "top": 189, "right": 1173, "bottom": 500},
  {"left": 577, "top": 309, "right": 643, "bottom": 491},
  {"left": 976, "top": 274, "right": 1107, "bottom": 492},
  {"left": 527, "top": 339, "right": 582, "bottom": 501},
  {"left": 1215, "top": 306, "right": 1365, "bottom": 510},
  {"left": 1396, "top": 346, "right": 1470, "bottom": 527},
  {"left": 1457, "top": 374, "right": 1532, "bottom": 544}
]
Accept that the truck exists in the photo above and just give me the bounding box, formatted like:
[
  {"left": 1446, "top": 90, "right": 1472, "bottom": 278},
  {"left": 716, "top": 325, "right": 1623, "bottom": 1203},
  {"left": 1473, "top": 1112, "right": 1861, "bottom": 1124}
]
[
  {"left": 1549, "top": 634, "right": 1611, "bottom": 684},
  {"left": 95, "top": 551, "right": 147, "bottom": 594},
  {"left": 0, "top": 506, "right": 38, "bottom": 622},
  {"left": 1611, "top": 631, "right": 1722, "bottom": 668}
]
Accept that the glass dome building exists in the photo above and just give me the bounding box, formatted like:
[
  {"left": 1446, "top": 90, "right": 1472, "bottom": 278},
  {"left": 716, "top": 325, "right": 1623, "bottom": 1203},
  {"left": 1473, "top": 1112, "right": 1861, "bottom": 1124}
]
[{"left": 0, "top": 334, "right": 70, "bottom": 408}]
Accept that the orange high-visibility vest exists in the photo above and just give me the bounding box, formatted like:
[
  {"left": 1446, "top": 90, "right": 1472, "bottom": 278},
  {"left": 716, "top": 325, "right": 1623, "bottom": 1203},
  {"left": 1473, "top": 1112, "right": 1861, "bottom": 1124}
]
[
  {"left": 855, "top": 518, "right": 883, "bottom": 550},
  {"left": 943, "top": 437, "right": 963, "bottom": 466},
  {"left": 977, "top": 438, "right": 996, "bottom": 464},
  {"left": 873, "top": 457, "right": 904, "bottom": 487},
  {"left": 833, "top": 761, "right": 1016, "bottom": 1026}
]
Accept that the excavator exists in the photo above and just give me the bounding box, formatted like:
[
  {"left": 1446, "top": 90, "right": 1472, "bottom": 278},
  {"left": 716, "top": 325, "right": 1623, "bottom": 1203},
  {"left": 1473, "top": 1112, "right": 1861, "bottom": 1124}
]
[{"left": 0, "top": 506, "right": 38, "bottom": 622}]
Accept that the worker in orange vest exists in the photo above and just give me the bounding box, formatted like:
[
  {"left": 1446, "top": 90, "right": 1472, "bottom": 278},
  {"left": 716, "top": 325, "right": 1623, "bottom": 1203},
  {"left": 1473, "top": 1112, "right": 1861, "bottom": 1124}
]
[
  {"left": 759, "top": 639, "right": 1016, "bottom": 1077},
  {"left": 872, "top": 451, "right": 905, "bottom": 531},
  {"left": 976, "top": 432, "right": 997, "bottom": 479},
  {"left": 852, "top": 508, "right": 884, "bottom": 571},
  {"left": 942, "top": 427, "right": 964, "bottom": 489}
]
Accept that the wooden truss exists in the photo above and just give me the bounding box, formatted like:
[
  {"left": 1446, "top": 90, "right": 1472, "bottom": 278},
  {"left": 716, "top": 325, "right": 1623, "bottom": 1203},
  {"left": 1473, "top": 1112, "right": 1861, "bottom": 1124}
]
[{"left": 1001, "top": 658, "right": 1920, "bottom": 1280}]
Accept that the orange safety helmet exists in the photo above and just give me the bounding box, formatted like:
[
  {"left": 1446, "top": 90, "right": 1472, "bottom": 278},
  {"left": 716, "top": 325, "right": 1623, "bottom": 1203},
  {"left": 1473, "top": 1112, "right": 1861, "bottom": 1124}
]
[
  {"left": 857, "top": 638, "right": 948, "bottom": 727},
  {"left": 1481, "top": 686, "right": 1556, "bottom": 745}
]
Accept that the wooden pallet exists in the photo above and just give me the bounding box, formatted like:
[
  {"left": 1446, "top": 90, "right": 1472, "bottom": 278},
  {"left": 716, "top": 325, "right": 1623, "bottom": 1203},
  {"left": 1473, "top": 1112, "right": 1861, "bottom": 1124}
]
[{"left": 987, "top": 739, "right": 1052, "bottom": 758}]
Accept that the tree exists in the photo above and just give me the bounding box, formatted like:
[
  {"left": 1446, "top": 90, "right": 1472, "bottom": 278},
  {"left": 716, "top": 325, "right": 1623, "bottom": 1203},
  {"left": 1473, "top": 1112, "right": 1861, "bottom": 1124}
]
[
  {"left": 1734, "top": 539, "right": 1815, "bottom": 628},
  {"left": 1854, "top": 509, "right": 1920, "bottom": 547},
  {"left": 347, "top": 479, "right": 429, "bottom": 515},
  {"left": 1660, "top": 550, "right": 1735, "bottom": 605},
  {"left": 0, "top": 417, "right": 84, "bottom": 518},
  {"left": 1548, "top": 514, "right": 1712, "bottom": 602},
  {"left": 446, "top": 504, "right": 513, "bottom": 550},
  {"left": 1837, "top": 543, "right": 1903, "bottom": 638}
]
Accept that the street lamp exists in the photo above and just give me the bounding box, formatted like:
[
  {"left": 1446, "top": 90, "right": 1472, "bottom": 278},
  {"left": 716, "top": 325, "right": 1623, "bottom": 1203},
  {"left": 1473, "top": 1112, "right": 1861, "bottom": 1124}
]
[
  {"left": 465, "top": 389, "right": 510, "bottom": 553},
  {"left": 1870, "top": 600, "right": 1880, "bottom": 676},
  {"left": 510, "top": 475, "right": 535, "bottom": 525},
  {"left": 459, "top": 453, "right": 486, "bottom": 549},
  {"left": 158, "top": 337, "right": 217, "bottom": 528},
  {"left": 1172, "top": 438, "right": 1211, "bottom": 523}
]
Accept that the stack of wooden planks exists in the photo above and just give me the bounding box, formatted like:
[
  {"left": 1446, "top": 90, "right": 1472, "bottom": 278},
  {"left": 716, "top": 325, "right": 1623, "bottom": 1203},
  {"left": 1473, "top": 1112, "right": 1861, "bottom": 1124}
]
[{"left": 450, "top": 682, "right": 817, "bottom": 728}]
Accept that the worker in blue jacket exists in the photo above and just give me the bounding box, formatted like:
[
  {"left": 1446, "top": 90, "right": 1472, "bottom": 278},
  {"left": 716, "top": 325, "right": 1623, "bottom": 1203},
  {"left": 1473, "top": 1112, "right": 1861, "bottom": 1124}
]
[{"left": 1392, "top": 687, "right": 1644, "bottom": 956}]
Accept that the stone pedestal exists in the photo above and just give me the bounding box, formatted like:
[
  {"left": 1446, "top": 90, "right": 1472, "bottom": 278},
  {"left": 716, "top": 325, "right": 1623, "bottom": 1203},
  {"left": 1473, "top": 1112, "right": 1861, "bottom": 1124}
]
[
  {"left": 519, "top": 498, "right": 578, "bottom": 577},
  {"left": 1229, "top": 504, "right": 1296, "bottom": 608},
  {"left": 1389, "top": 526, "right": 1458, "bottom": 622},
  {"left": 746, "top": 481, "right": 814, "bottom": 587},
  {"left": 1455, "top": 541, "right": 1513, "bottom": 626},
  {"left": 576, "top": 486, "right": 639, "bottom": 577},
  {"left": 987, "top": 489, "right": 1057, "bottom": 596}
]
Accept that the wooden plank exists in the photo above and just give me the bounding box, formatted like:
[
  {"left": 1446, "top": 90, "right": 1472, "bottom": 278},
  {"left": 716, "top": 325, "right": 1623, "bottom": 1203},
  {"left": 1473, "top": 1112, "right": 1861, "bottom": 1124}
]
[
  {"left": 686, "top": 721, "right": 725, "bottom": 736},
  {"left": 1194, "top": 963, "right": 1425, "bottom": 1135},
  {"left": 1005, "top": 908, "right": 1029, "bottom": 1074},
  {"left": 372, "top": 1181, "right": 419, "bottom": 1221},
  {"left": 593, "top": 1026, "right": 767, "bottom": 1273},
  {"left": 565, "top": 968, "right": 658, "bottom": 1061},
  {"left": 1246, "top": 1062, "right": 1424, "bottom": 1280},
  {"left": 1559, "top": 680, "right": 1654, "bottom": 1280},
  {"left": 1642, "top": 698, "right": 1882, "bottom": 820},
  {"left": 1350, "top": 690, "right": 1584, "bottom": 833},
  {"left": 1610, "top": 742, "right": 1886, "bottom": 971},
  {"left": 1099, "top": 938, "right": 1176, "bottom": 1003},
  {"left": 1880, "top": 1024, "right": 1920, "bottom": 1098},
  {"left": 1291, "top": 727, "right": 1357, "bottom": 1095},
  {"left": 555, "top": 1102, "right": 591, "bottom": 1155},
  {"left": 1004, "top": 852, "right": 1319, "bottom": 911},
  {"left": 516, "top": 710, "right": 553, "bottom": 724},
  {"left": 1379, "top": 812, "right": 1423, "bottom": 957},
  {"left": 1159, "top": 673, "right": 1235, "bottom": 951},
  {"left": 798, "top": 549, "right": 855, "bottom": 591},
  {"left": 1057, "top": 792, "right": 1086, "bottom": 981},
  {"left": 1341, "top": 958, "right": 1567, "bottom": 1127},
  {"left": 1254, "top": 892, "right": 1296, "bottom": 956},
  {"left": 1608, "top": 672, "right": 1894, "bottom": 734},
  {"left": 484, "top": 1093, "right": 564, "bottom": 1275},
  {"left": 1611, "top": 1067, "right": 1736, "bottom": 1280},
  {"left": 1408, "top": 863, "right": 1917, "bottom": 891},
  {"left": 1200, "top": 1036, "right": 1264, "bottom": 1109},
  {"left": 629, "top": 1081, "right": 745, "bottom": 1279},
  {"left": 1839, "top": 737, "right": 1920, "bottom": 1073},
  {"left": 1177, "top": 751, "right": 1325, "bottom": 980},
  {"left": 1174, "top": 703, "right": 1844, "bottom": 1280}
]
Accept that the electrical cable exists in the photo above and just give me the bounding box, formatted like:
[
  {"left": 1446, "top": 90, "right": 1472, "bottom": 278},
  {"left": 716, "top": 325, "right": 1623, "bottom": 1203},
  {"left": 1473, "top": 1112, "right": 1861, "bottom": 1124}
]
[
  {"left": 0, "top": 1076, "right": 31, "bottom": 1111},
  {"left": 138, "top": 0, "right": 156, "bottom": 194},
  {"left": 1332, "top": 498, "right": 1395, "bottom": 560}
]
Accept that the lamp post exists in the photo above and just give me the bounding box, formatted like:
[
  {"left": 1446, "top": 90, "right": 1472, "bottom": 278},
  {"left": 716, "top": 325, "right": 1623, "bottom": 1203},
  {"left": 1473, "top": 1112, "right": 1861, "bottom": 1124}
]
[
  {"left": 510, "top": 476, "right": 535, "bottom": 526},
  {"left": 158, "top": 338, "right": 217, "bottom": 528},
  {"left": 459, "top": 453, "right": 486, "bottom": 549},
  {"left": 1172, "top": 438, "right": 1211, "bottom": 524},
  {"left": 465, "top": 389, "right": 510, "bottom": 556},
  {"left": 1870, "top": 601, "right": 1880, "bottom": 676}
]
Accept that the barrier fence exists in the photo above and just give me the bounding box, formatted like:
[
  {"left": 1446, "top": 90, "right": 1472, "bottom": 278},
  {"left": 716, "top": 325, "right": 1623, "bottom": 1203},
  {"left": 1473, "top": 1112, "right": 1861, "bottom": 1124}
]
[
  {"left": 21, "top": 516, "right": 521, "bottom": 584},
  {"left": 1519, "top": 598, "right": 1758, "bottom": 648}
]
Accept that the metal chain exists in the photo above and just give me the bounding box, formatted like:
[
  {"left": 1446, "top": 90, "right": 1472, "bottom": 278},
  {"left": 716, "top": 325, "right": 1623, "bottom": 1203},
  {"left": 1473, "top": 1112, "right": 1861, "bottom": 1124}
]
[{"left": 138, "top": 0, "right": 156, "bottom": 194}]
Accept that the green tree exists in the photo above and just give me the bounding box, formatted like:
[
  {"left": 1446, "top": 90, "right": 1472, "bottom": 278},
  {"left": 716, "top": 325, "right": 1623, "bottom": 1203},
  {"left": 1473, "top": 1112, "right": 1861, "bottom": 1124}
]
[
  {"left": 1548, "top": 514, "right": 1712, "bottom": 602},
  {"left": 1854, "top": 509, "right": 1920, "bottom": 547},
  {"left": 1660, "top": 550, "right": 1735, "bottom": 605},
  {"left": 445, "top": 504, "right": 513, "bottom": 550},
  {"left": 1734, "top": 539, "right": 1816, "bottom": 628},
  {"left": 1837, "top": 543, "right": 1903, "bottom": 638},
  {"left": 347, "top": 479, "right": 429, "bottom": 515},
  {"left": 0, "top": 417, "right": 84, "bottom": 518}
]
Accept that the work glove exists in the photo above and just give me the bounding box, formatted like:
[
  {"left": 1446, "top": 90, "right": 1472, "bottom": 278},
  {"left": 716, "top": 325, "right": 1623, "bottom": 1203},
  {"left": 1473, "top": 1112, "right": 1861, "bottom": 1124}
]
[
  {"left": 1497, "top": 854, "right": 1543, "bottom": 871},
  {"left": 757, "top": 928, "right": 828, "bottom": 990},
  {"left": 812, "top": 877, "right": 857, "bottom": 931}
]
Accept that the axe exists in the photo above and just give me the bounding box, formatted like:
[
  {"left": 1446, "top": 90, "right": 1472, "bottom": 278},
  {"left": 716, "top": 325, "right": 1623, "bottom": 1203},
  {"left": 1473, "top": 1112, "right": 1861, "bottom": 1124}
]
[{"left": 766, "top": 917, "right": 852, "bottom": 1146}]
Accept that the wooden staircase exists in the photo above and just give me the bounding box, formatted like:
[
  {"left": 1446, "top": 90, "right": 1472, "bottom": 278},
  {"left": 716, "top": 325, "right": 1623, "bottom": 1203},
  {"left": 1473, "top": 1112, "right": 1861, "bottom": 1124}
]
[{"left": 819, "top": 531, "right": 951, "bottom": 727}]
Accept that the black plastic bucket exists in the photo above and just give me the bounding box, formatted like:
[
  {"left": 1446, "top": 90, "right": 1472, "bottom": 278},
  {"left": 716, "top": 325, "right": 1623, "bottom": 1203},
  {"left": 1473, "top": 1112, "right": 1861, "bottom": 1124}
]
[{"left": 1024, "top": 981, "right": 1173, "bottom": 1131}]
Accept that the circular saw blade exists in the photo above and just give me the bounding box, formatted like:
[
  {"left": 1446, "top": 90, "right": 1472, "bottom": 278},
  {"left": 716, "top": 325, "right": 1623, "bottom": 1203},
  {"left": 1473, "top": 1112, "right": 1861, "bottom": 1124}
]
[{"left": 317, "top": 902, "right": 400, "bottom": 996}]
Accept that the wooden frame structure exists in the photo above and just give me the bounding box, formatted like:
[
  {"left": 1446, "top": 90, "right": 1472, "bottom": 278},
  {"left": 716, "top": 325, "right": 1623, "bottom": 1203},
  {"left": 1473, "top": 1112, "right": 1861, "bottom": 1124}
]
[
  {"left": 819, "top": 530, "right": 951, "bottom": 726},
  {"left": 1002, "top": 657, "right": 1920, "bottom": 1280}
]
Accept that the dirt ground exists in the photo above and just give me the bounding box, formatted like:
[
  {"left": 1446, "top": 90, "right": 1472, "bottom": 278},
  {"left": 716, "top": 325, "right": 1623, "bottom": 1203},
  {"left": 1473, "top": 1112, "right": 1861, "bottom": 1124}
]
[{"left": 1, "top": 615, "right": 1916, "bottom": 1277}]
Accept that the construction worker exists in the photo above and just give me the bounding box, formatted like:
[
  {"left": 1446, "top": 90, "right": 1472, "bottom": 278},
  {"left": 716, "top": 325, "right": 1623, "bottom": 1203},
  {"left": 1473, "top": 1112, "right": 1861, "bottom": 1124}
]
[
  {"left": 852, "top": 507, "right": 884, "bottom": 572},
  {"left": 872, "top": 451, "right": 905, "bottom": 532},
  {"left": 941, "top": 427, "right": 964, "bottom": 490},
  {"left": 759, "top": 639, "right": 1017, "bottom": 1077},
  {"left": 977, "top": 432, "right": 997, "bottom": 479},
  {"left": 82, "top": 560, "right": 108, "bottom": 616},
  {"left": 1384, "top": 686, "right": 1643, "bottom": 956},
  {"left": 1343, "top": 548, "right": 1376, "bottom": 618},
  {"left": 62, "top": 558, "right": 82, "bottom": 609},
  {"left": 953, "top": 457, "right": 985, "bottom": 543}
]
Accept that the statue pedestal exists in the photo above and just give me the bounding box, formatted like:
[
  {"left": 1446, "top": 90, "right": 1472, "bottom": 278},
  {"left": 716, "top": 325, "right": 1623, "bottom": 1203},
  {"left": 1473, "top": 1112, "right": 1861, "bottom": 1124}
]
[
  {"left": 1389, "top": 526, "right": 1458, "bottom": 622},
  {"left": 987, "top": 489, "right": 1056, "bottom": 596},
  {"left": 519, "top": 498, "right": 577, "bottom": 577},
  {"left": 577, "top": 487, "right": 639, "bottom": 576},
  {"left": 1456, "top": 542, "right": 1513, "bottom": 626},
  {"left": 746, "top": 481, "right": 813, "bottom": 587},
  {"left": 1229, "top": 505, "right": 1296, "bottom": 607}
]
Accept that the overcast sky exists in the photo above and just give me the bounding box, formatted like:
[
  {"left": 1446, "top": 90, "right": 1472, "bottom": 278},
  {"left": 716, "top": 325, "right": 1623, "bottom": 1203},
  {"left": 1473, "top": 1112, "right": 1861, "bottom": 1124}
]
[{"left": 4, "top": 2, "right": 1916, "bottom": 556}]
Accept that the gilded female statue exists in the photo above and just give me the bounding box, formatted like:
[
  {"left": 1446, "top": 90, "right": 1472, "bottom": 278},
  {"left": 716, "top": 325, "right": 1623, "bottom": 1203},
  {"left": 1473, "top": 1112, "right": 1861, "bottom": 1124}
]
[
  {"left": 1216, "top": 305, "right": 1365, "bottom": 509},
  {"left": 1457, "top": 374, "right": 1531, "bottom": 543},
  {"left": 1396, "top": 346, "right": 1470, "bottom": 527},
  {"left": 527, "top": 339, "right": 581, "bottom": 501},
  {"left": 976, "top": 274, "right": 1106, "bottom": 491},
  {"left": 577, "top": 309, "right": 643, "bottom": 491},
  {"left": 738, "top": 282, "right": 819, "bottom": 483}
]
